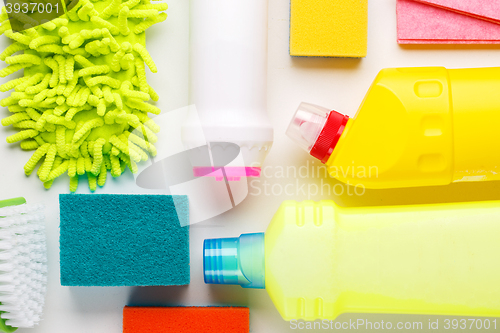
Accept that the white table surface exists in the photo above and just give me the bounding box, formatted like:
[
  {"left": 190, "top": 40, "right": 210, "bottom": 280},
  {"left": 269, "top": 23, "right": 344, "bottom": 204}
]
[{"left": 2, "top": 0, "right": 500, "bottom": 332}]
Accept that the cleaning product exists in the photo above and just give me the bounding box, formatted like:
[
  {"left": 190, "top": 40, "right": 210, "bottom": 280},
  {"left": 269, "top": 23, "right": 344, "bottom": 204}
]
[
  {"left": 184, "top": 0, "right": 273, "bottom": 180},
  {"left": 59, "top": 194, "right": 189, "bottom": 286},
  {"left": 289, "top": 0, "right": 368, "bottom": 57},
  {"left": 204, "top": 200, "right": 500, "bottom": 321},
  {"left": 0, "top": 0, "right": 167, "bottom": 192},
  {"left": 123, "top": 306, "right": 249, "bottom": 333},
  {"left": 287, "top": 66, "right": 500, "bottom": 189},
  {"left": 397, "top": 0, "right": 500, "bottom": 44},
  {"left": 415, "top": 0, "right": 500, "bottom": 22},
  {"left": 0, "top": 197, "right": 47, "bottom": 332}
]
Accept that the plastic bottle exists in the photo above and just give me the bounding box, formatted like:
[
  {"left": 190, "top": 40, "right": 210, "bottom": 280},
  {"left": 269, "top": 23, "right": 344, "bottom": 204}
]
[
  {"left": 287, "top": 67, "right": 500, "bottom": 189},
  {"left": 184, "top": 0, "right": 274, "bottom": 179},
  {"left": 204, "top": 200, "right": 500, "bottom": 321}
]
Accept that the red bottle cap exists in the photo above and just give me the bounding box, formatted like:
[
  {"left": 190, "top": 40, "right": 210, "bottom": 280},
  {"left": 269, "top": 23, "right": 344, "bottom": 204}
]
[
  {"left": 310, "top": 110, "right": 349, "bottom": 164},
  {"left": 286, "top": 103, "right": 349, "bottom": 164}
]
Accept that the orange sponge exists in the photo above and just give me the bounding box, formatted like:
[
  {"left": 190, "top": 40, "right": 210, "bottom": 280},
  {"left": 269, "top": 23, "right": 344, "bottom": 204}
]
[{"left": 123, "top": 306, "right": 249, "bottom": 333}]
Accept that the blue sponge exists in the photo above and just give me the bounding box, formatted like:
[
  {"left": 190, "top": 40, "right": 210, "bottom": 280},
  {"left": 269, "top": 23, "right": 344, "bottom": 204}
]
[{"left": 59, "top": 194, "right": 190, "bottom": 286}]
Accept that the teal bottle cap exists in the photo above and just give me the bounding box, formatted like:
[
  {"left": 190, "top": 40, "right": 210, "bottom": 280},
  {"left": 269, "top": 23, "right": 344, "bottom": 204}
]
[{"left": 203, "top": 232, "right": 265, "bottom": 289}]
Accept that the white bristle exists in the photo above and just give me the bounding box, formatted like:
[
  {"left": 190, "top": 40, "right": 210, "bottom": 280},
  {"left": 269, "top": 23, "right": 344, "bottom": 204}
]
[
  {"left": 0, "top": 203, "right": 47, "bottom": 329},
  {"left": 0, "top": 276, "right": 13, "bottom": 283},
  {"left": 0, "top": 263, "right": 14, "bottom": 272}
]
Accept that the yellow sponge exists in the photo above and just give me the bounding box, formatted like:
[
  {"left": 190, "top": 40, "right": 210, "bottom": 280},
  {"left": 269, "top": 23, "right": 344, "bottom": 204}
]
[{"left": 290, "top": 0, "right": 368, "bottom": 58}]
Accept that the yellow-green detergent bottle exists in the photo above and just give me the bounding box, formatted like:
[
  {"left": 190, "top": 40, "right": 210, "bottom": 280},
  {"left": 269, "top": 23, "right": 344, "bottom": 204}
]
[
  {"left": 204, "top": 200, "right": 500, "bottom": 321},
  {"left": 287, "top": 67, "right": 500, "bottom": 189}
]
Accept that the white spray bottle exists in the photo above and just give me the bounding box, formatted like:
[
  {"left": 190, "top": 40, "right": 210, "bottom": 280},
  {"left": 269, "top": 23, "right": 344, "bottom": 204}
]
[{"left": 184, "top": 0, "right": 274, "bottom": 181}]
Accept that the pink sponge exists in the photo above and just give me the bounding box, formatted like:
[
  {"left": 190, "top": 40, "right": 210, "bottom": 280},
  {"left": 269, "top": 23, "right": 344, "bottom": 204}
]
[
  {"left": 397, "top": 0, "right": 500, "bottom": 44},
  {"left": 415, "top": 0, "right": 500, "bottom": 24}
]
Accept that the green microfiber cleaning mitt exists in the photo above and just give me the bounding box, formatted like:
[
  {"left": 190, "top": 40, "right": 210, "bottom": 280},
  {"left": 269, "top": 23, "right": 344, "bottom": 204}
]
[{"left": 0, "top": 0, "right": 166, "bottom": 192}]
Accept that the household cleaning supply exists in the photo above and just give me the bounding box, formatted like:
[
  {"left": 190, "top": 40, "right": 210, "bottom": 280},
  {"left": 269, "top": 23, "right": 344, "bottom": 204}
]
[
  {"left": 397, "top": 0, "right": 500, "bottom": 44},
  {"left": 204, "top": 200, "right": 500, "bottom": 321},
  {"left": 0, "top": 0, "right": 167, "bottom": 192},
  {"left": 59, "top": 194, "right": 190, "bottom": 286},
  {"left": 185, "top": 0, "right": 273, "bottom": 179},
  {"left": 123, "top": 306, "right": 249, "bottom": 333},
  {"left": 290, "top": 0, "right": 368, "bottom": 57},
  {"left": 287, "top": 67, "right": 500, "bottom": 189},
  {"left": 0, "top": 197, "right": 47, "bottom": 332}
]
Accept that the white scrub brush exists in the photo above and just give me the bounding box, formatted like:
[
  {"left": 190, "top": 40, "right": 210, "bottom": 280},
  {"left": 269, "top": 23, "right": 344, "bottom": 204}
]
[{"left": 0, "top": 197, "right": 47, "bottom": 332}]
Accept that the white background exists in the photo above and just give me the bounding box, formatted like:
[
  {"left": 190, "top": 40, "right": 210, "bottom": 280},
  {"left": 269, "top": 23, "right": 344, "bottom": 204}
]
[{"left": 2, "top": 0, "right": 500, "bottom": 332}]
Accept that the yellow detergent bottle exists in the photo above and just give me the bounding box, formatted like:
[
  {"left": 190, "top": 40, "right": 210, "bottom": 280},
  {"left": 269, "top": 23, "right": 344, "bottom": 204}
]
[
  {"left": 286, "top": 67, "right": 500, "bottom": 189},
  {"left": 204, "top": 200, "right": 500, "bottom": 321}
]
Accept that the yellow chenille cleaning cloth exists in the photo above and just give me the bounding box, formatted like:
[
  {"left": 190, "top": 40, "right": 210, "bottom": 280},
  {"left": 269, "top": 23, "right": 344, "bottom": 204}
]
[{"left": 290, "top": 0, "right": 368, "bottom": 57}]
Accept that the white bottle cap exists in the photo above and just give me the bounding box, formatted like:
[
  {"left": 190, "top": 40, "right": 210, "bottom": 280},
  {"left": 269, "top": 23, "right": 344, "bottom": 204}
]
[{"left": 286, "top": 102, "right": 330, "bottom": 153}]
